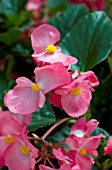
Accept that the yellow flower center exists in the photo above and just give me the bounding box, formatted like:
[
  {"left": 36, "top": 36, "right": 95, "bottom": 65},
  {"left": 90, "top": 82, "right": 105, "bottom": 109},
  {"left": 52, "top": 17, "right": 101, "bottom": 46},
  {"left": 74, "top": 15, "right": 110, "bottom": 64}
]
[
  {"left": 4, "top": 136, "right": 14, "bottom": 144},
  {"left": 71, "top": 87, "right": 82, "bottom": 96},
  {"left": 31, "top": 83, "right": 40, "bottom": 93},
  {"left": 20, "top": 145, "right": 30, "bottom": 155},
  {"left": 79, "top": 148, "right": 87, "bottom": 156},
  {"left": 46, "top": 44, "right": 56, "bottom": 53}
]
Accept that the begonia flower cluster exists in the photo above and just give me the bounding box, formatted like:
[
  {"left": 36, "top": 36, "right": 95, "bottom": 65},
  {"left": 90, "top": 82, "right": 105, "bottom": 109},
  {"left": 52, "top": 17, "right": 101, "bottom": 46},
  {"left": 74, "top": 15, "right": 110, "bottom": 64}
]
[{"left": 0, "top": 24, "right": 106, "bottom": 170}]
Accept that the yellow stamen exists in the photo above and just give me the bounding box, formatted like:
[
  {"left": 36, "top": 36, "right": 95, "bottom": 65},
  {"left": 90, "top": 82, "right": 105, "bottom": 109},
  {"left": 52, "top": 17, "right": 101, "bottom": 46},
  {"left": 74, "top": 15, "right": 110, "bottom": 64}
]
[
  {"left": 79, "top": 148, "right": 87, "bottom": 156},
  {"left": 46, "top": 44, "right": 56, "bottom": 53},
  {"left": 32, "top": 83, "right": 40, "bottom": 93},
  {"left": 20, "top": 145, "right": 30, "bottom": 155},
  {"left": 4, "top": 136, "right": 14, "bottom": 144},
  {"left": 71, "top": 87, "right": 82, "bottom": 96}
]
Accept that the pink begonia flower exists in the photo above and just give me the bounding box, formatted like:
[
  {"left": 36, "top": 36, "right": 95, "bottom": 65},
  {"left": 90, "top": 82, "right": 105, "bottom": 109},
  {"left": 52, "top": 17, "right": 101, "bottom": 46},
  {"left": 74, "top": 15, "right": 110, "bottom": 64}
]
[
  {"left": 104, "top": 136, "right": 112, "bottom": 155},
  {"left": 39, "top": 164, "right": 81, "bottom": 170},
  {"left": 4, "top": 128, "right": 39, "bottom": 170},
  {"left": 66, "top": 136, "right": 101, "bottom": 170},
  {"left": 31, "top": 24, "right": 77, "bottom": 68},
  {"left": 69, "top": 0, "right": 104, "bottom": 11},
  {"left": 50, "top": 70, "right": 99, "bottom": 117},
  {"left": 0, "top": 107, "right": 32, "bottom": 127},
  {"left": 4, "top": 63, "right": 70, "bottom": 114},
  {"left": 25, "top": 0, "right": 45, "bottom": 20},
  {"left": 70, "top": 117, "right": 99, "bottom": 137},
  {"left": 0, "top": 114, "right": 22, "bottom": 167}
]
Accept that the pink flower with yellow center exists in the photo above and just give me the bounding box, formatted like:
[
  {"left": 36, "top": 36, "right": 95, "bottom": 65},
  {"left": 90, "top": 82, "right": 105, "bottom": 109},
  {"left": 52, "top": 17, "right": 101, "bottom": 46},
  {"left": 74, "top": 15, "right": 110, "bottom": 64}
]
[
  {"left": 4, "top": 63, "right": 70, "bottom": 114},
  {"left": 31, "top": 24, "right": 77, "bottom": 68},
  {"left": 50, "top": 70, "right": 99, "bottom": 117},
  {"left": 4, "top": 128, "right": 38, "bottom": 170},
  {"left": 66, "top": 136, "right": 101, "bottom": 170}
]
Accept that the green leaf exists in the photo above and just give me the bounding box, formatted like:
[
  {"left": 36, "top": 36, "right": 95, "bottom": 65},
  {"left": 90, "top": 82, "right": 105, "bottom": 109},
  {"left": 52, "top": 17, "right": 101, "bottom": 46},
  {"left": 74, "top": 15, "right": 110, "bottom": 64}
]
[
  {"left": 5, "top": 11, "right": 34, "bottom": 30},
  {"left": 91, "top": 127, "right": 110, "bottom": 140},
  {"left": 27, "top": 95, "right": 56, "bottom": 131},
  {"left": 0, "top": 0, "right": 28, "bottom": 14},
  {"left": 48, "top": 5, "right": 88, "bottom": 41},
  {"left": 60, "top": 12, "right": 112, "bottom": 71},
  {"left": 0, "top": 28, "right": 22, "bottom": 45}
]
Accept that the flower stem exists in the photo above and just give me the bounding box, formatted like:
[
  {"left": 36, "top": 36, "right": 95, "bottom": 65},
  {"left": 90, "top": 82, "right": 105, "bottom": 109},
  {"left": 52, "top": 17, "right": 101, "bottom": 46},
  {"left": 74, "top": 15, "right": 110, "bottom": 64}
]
[{"left": 41, "top": 117, "right": 72, "bottom": 140}]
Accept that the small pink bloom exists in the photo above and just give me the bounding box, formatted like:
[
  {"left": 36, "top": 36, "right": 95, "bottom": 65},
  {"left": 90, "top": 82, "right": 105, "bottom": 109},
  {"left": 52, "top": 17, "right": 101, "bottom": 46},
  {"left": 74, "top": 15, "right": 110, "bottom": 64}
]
[
  {"left": 56, "top": 80, "right": 92, "bottom": 117},
  {"left": 4, "top": 63, "right": 70, "bottom": 114},
  {"left": 0, "top": 114, "right": 22, "bottom": 167},
  {"left": 70, "top": 117, "right": 99, "bottom": 137},
  {"left": 50, "top": 70, "right": 99, "bottom": 117},
  {"left": 4, "top": 128, "right": 39, "bottom": 170},
  {"left": 69, "top": 0, "right": 104, "bottom": 11},
  {"left": 104, "top": 136, "right": 112, "bottom": 155},
  {"left": 31, "top": 24, "right": 77, "bottom": 68},
  {"left": 66, "top": 136, "right": 101, "bottom": 170}
]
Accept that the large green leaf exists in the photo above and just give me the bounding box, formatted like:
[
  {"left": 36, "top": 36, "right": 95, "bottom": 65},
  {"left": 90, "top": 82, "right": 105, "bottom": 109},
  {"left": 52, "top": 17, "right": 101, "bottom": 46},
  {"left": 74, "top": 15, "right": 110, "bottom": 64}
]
[
  {"left": 0, "top": 0, "right": 28, "bottom": 14},
  {"left": 61, "top": 12, "right": 112, "bottom": 71},
  {"left": 27, "top": 95, "right": 56, "bottom": 131},
  {"left": 48, "top": 5, "right": 88, "bottom": 41},
  {"left": 0, "top": 28, "right": 22, "bottom": 45}
]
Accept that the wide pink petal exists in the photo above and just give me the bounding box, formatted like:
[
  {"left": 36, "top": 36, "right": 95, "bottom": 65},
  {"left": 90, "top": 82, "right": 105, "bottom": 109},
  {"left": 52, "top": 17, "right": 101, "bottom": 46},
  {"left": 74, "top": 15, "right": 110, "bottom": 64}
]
[
  {"left": 76, "top": 153, "right": 93, "bottom": 170},
  {"left": 5, "top": 142, "right": 32, "bottom": 170},
  {"left": 33, "top": 50, "right": 77, "bottom": 67},
  {"left": 0, "top": 137, "right": 9, "bottom": 167},
  {"left": 49, "top": 92, "right": 62, "bottom": 108},
  {"left": 66, "top": 137, "right": 78, "bottom": 150},
  {"left": 34, "top": 63, "right": 70, "bottom": 93},
  {"left": 31, "top": 24, "right": 60, "bottom": 53},
  {"left": 61, "top": 87, "right": 92, "bottom": 117},
  {"left": 86, "top": 119, "right": 99, "bottom": 136},
  {"left": 70, "top": 117, "right": 86, "bottom": 136},
  {"left": 5, "top": 87, "right": 40, "bottom": 114},
  {"left": 10, "top": 113, "right": 32, "bottom": 127},
  {"left": 38, "top": 91, "right": 46, "bottom": 108},
  {"left": 0, "top": 116, "right": 22, "bottom": 135},
  {"left": 16, "top": 77, "right": 33, "bottom": 87}
]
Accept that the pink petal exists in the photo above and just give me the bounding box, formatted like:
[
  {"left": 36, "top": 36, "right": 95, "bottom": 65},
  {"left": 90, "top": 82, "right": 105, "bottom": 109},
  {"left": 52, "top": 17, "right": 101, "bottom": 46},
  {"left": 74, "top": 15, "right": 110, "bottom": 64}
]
[
  {"left": 70, "top": 117, "right": 86, "bottom": 137},
  {"left": 61, "top": 87, "right": 92, "bottom": 117},
  {"left": 5, "top": 142, "right": 32, "bottom": 170},
  {"left": 10, "top": 113, "right": 32, "bottom": 127},
  {"left": 0, "top": 116, "right": 22, "bottom": 136},
  {"left": 5, "top": 87, "right": 40, "bottom": 114},
  {"left": 33, "top": 50, "right": 77, "bottom": 67},
  {"left": 49, "top": 92, "right": 62, "bottom": 108},
  {"left": 16, "top": 77, "right": 33, "bottom": 87},
  {"left": 76, "top": 153, "right": 93, "bottom": 170},
  {"left": 39, "top": 164, "right": 55, "bottom": 170},
  {"left": 104, "top": 136, "right": 112, "bottom": 155},
  {"left": 31, "top": 24, "right": 60, "bottom": 53},
  {"left": 34, "top": 63, "right": 70, "bottom": 94}
]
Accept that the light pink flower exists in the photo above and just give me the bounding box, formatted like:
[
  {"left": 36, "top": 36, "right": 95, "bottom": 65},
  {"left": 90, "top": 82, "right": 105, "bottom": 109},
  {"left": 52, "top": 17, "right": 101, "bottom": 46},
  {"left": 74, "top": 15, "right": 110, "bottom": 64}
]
[
  {"left": 4, "top": 63, "right": 70, "bottom": 114},
  {"left": 0, "top": 114, "right": 22, "bottom": 167},
  {"left": 104, "top": 136, "right": 112, "bottom": 155},
  {"left": 69, "top": 0, "right": 104, "bottom": 11},
  {"left": 31, "top": 24, "right": 77, "bottom": 68},
  {"left": 70, "top": 117, "right": 99, "bottom": 137},
  {"left": 66, "top": 136, "right": 101, "bottom": 170},
  {"left": 50, "top": 70, "right": 99, "bottom": 117},
  {"left": 4, "top": 128, "right": 38, "bottom": 170}
]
